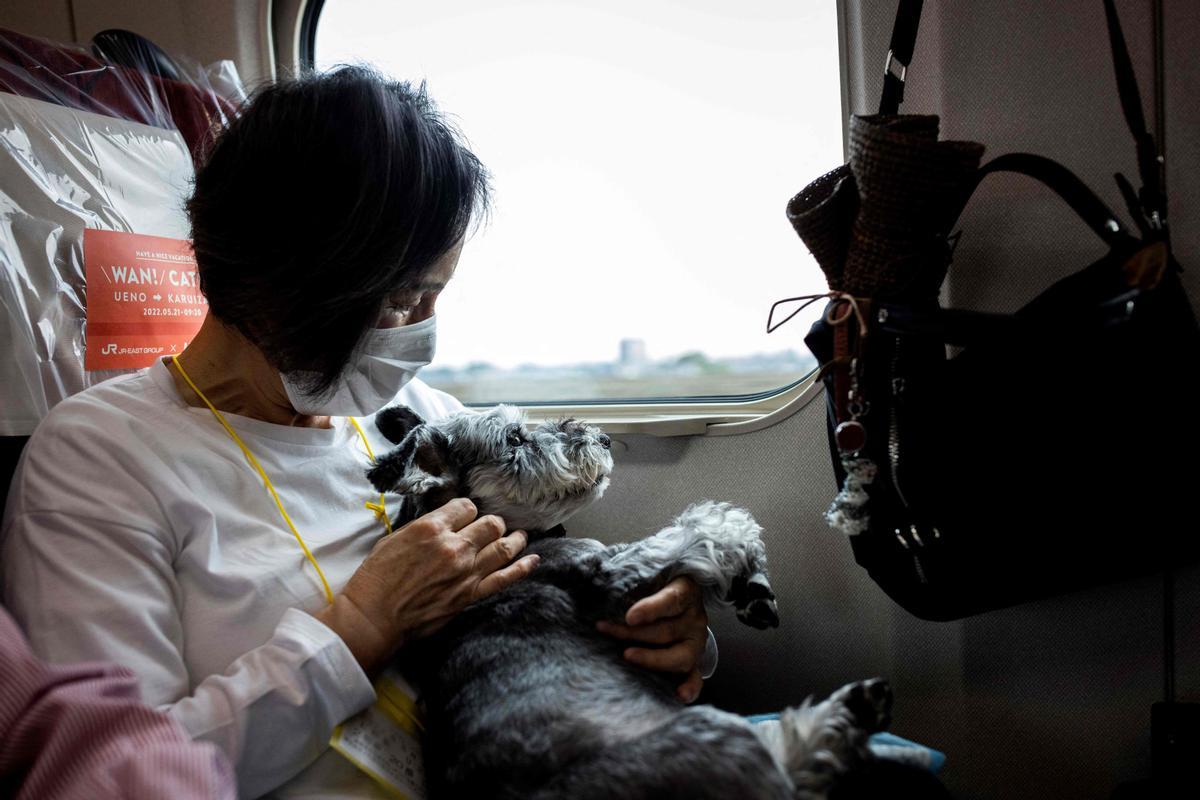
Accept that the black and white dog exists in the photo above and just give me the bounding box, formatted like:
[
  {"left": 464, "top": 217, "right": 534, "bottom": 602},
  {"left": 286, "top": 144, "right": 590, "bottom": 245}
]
[{"left": 367, "top": 404, "right": 892, "bottom": 800}]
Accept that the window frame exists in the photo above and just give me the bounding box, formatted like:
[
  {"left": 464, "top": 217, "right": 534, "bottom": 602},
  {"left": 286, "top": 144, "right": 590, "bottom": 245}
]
[
  {"left": 298, "top": 0, "right": 326, "bottom": 68},
  {"left": 293, "top": 0, "right": 849, "bottom": 435}
]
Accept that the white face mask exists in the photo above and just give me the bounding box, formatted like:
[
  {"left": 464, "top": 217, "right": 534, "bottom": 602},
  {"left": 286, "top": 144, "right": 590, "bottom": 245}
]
[{"left": 281, "top": 314, "right": 437, "bottom": 417}]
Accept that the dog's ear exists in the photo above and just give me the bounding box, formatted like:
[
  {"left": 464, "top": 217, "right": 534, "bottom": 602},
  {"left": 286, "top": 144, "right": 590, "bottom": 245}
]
[
  {"left": 375, "top": 405, "right": 426, "bottom": 445},
  {"left": 367, "top": 424, "right": 465, "bottom": 526}
]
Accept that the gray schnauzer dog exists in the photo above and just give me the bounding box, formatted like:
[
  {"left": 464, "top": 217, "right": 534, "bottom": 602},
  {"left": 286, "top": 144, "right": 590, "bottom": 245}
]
[{"left": 367, "top": 404, "right": 893, "bottom": 800}]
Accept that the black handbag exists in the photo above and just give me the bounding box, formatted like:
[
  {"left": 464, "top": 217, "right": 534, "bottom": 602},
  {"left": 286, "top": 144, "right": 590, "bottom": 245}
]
[{"left": 790, "top": 0, "right": 1200, "bottom": 620}]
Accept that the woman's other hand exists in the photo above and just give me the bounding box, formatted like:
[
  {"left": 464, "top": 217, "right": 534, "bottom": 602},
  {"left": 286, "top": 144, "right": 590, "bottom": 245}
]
[
  {"left": 314, "top": 498, "right": 537, "bottom": 674},
  {"left": 594, "top": 577, "right": 709, "bottom": 704}
]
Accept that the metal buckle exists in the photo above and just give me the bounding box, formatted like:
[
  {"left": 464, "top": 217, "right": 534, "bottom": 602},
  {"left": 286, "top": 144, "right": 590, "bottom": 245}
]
[{"left": 884, "top": 49, "right": 908, "bottom": 82}]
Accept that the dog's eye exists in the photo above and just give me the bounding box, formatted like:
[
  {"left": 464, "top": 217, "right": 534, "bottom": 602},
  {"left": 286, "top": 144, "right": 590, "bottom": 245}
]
[{"left": 506, "top": 429, "right": 524, "bottom": 447}]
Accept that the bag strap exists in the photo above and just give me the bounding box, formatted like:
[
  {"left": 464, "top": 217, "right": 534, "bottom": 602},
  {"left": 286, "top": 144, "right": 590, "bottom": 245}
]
[
  {"left": 878, "top": 0, "right": 924, "bottom": 114},
  {"left": 956, "top": 153, "right": 1138, "bottom": 249},
  {"left": 1102, "top": 0, "right": 1166, "bottom": 235}
]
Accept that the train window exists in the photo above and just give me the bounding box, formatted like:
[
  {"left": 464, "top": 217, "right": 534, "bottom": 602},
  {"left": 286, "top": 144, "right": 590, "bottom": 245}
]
[{"left": 315, "top": 1, "right": 840, "bottom": 405}]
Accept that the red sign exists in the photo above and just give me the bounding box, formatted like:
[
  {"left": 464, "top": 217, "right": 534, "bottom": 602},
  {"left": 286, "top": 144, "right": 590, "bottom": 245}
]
[{"left": 84, "top": 229, "right": 208, "bottom": 370}]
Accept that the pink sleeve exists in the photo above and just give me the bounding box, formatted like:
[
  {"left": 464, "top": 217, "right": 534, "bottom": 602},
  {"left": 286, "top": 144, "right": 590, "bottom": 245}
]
[{"left": 0, "top": 607, "right": 234, "bottom": 800}]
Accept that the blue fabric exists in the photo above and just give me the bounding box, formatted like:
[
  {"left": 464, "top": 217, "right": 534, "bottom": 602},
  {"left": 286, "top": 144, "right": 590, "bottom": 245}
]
[{"left": 745, "top": 713, "right": 946, "bottom": 774}]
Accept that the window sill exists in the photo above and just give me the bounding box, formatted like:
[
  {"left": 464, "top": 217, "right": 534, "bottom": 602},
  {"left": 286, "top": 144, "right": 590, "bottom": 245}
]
[{"left": 520, "top": 374, "right": 823, "bottom": 437}]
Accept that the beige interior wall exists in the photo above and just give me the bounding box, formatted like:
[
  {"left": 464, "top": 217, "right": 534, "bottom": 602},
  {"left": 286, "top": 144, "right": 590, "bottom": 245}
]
[
  {"left": 272, "top": 0, "right": 307, "bottom": 77},
  {"left": 0, "top": 2, "right": 74, "bottom": 41}
]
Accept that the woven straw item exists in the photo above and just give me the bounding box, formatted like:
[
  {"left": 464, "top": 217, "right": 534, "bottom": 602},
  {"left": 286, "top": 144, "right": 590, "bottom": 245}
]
[
  {"left": 844, "top": 115, "right": 984, "bottom": 298},
  {"left": 787, "top": 114, "right": 985, "bottom": 301},
  {"left": 786, "top": 165, "right": 858, "bottom": 291}
]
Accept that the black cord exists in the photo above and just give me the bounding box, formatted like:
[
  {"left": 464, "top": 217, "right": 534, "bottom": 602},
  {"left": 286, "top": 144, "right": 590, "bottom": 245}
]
[
  {"left": 1150, "top": 0, "right": 1174, "bottom": 707},
  {"left": 1165, "top": 569, "right": 1175, "bottom": 703},
  {"left": 1152, "top": 0, "right": 1166, "bottom": 196}
]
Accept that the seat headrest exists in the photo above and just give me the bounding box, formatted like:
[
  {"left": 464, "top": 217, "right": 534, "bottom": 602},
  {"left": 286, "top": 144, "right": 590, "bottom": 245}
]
[{"left": 0, "top": 26, "right": 238, "bottom": 163}]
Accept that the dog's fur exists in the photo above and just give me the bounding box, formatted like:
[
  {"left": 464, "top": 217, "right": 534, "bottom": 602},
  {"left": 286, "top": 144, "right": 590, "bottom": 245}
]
[{"left": 368, "top": 404, "right": 892, "bottom": 800}]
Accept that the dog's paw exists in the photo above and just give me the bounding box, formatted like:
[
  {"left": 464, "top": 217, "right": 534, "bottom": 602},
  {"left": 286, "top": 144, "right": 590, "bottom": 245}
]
[
  {"left": 366, "top": 459, "right": 405, "bottom": 493},
  {"left": 828, "top": 678, "right": 892, "bottom": 734},
  {"left": 773, "top": 679, "right": 892, "bottom": 798},
  {"left": 737, "top": 597, "right": 781, "bottom": 630},
  {"left": 728, "top": 572, "right": 780, "bottom": 629}
]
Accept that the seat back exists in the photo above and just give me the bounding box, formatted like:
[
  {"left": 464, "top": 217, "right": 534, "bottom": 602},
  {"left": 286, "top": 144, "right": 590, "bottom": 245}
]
[{"left": 0, "top": 27, "right": 240, "bottom": 516}]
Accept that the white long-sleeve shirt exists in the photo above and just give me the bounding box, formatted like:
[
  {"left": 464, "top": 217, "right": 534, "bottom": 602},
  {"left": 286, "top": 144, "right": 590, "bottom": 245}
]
[
  {"left": 1, "top": 359, "right": 463, "bottom": 798},
  {"left": 1, "top": 358, "right": 717, "bottom": 798}
]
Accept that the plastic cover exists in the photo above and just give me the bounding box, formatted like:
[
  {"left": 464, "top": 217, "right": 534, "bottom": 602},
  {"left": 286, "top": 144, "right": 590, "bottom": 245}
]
[{"left": 0, "top": 27, "right": 241, "bottom": 435}]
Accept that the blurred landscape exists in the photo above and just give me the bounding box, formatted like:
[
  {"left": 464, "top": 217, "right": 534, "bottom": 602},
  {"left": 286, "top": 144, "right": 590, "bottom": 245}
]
[{"left": 423, "top": 338, "right": 817, "bottom": 404}]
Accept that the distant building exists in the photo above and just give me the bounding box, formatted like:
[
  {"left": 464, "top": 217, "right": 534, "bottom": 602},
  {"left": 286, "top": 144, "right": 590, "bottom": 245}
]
[{"left": 619, "top": 338, "right": 647, "bottom": 367}]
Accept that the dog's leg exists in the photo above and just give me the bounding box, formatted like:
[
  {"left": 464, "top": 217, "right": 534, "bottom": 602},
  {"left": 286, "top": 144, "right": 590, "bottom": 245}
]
[
  {"left": 527, "top": 706, "right": 792, "bottom": 800},
  {"left": 600, "top": 501, "right": 779, "bottom": 629},
  {"left": 756, "top": 679, "right": 892, "bottom": 800},
  {"left": 374, "top": 404, "right": 425, "bottom": 444}
]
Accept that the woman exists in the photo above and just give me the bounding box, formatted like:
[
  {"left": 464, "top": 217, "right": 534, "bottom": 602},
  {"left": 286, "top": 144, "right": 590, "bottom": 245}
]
[{"left": 0, "top": 67, "right": 713, "bottom": 798}]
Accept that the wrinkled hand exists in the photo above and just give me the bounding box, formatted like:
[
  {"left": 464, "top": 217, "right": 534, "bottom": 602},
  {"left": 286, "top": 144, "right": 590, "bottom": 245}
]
[
  {"left": 596, "top": 576, "right": 709, "bottom": 704},
  {"left": 315, "top": 498, "right": 538, "bottom": 675}
]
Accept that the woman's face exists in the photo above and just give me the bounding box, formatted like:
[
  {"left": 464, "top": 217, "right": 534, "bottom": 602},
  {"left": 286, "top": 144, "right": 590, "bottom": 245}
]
[{"left": 376, "top": 239, "right": 463, "bottom": 329}]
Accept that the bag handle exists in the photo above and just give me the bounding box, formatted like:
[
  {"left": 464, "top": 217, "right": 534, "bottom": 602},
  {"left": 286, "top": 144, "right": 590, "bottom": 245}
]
[
  {"left": 956, "top": 153, "right": 1138, "bottom": 249},
  {"left": 882, "top": 155, "right": 1143, "bottom": 347}
]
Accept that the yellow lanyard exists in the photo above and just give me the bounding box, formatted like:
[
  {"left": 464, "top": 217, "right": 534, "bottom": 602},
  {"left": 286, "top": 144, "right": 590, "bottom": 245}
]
[{"left": 171, "top": 355, "right": 392, "bottom": 606}]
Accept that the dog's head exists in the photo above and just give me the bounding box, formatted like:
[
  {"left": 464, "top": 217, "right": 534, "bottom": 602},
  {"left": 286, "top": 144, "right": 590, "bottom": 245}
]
[{"left": 367, "top": 404, "right": 613, "bottom": 537}]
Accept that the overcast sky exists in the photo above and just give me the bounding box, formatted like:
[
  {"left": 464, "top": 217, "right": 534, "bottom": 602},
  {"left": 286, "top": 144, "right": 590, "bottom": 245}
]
[{"left": 317, "top": 0, "right": 841, "bottom": 369}]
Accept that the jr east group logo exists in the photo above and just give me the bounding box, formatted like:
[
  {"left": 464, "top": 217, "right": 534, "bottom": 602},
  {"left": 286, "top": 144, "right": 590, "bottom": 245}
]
[
  {"left": 97, "top": 342, "right": 182, "bottom": 358},
  {"left": 84, "top": 229, "right": 207, "bottom": 370}
]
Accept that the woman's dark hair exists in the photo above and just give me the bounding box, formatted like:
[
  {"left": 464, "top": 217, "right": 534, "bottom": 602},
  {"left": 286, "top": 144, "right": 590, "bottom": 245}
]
[{"left": 187, "top": 66, "right": 489, "bottom": 395}]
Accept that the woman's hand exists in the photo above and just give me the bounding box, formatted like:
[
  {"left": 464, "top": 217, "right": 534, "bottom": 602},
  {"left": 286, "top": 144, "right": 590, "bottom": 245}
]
[
  {"left": 314, "top": 498, "right": 537, "bottom": 674},
  {"left": 595, "top": 577, "right": 709, "bottom": 704}
]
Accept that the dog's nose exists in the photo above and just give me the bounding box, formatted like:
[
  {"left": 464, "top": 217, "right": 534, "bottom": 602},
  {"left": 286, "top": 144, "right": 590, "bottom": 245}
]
[{"left": 598, "top": 434, "right": 611, "bottom": 449}]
